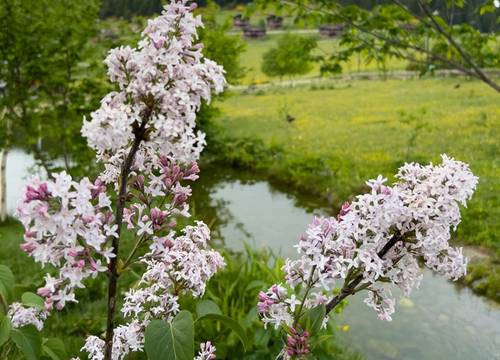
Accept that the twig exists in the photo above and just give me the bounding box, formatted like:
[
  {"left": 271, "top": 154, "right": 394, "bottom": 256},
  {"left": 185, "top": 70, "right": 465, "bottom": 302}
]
[{"left": 325, "top": 230, "right": 402, "bottom": 314}]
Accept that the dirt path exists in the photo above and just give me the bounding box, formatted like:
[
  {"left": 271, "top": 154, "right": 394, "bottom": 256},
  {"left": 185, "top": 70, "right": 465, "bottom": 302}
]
[{"left": 228, "top": 69, "right": 500, "bottom": 91}]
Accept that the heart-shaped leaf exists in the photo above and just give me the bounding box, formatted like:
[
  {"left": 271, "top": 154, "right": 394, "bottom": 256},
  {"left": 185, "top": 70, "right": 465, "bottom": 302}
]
[
  {"left": 299, "top": 304, "right": 326, "bottom": 334},
  {"left": 0, "top": 315, "right": 11, "bottom": 347},
  {"left": 196, "top": 300, "right": 222, "bottom": 318},
  {"left": 22, "top": 293, "right": 45, "bottom": 311},
  {"left": 11, "top": 325, "right": 42, "bottom": 360},
  {"left": 42, "top": 338, "right": 67, "bottom": 360},
  {"left": 145, "top": 311, "right": 194, "bottom": 360},
  {"left": 0, "top": 265, "right": 14, "bottom": 300}
]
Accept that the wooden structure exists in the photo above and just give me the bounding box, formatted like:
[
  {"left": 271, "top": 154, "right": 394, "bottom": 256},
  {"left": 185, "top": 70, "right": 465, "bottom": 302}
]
[
  {"left": 243, "top": 26, "right": 267, "bottom": 39},
  {"left": 266, "top": 15, "right": 283, "bottom": 29},
  {"left": 318, "top": 24, "right": 345, "bottom": 37},
  {"left": 233, "top": 14, "right": 249, "bottom": 29}
]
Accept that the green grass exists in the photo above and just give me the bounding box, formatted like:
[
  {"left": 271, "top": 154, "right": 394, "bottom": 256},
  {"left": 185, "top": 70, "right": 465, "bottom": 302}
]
[
  {"left": 236, "top": 35, "right": 408, "bottom": 85},
  {"left": 212, "top": 77, "right": 499, "bottom": 250}
]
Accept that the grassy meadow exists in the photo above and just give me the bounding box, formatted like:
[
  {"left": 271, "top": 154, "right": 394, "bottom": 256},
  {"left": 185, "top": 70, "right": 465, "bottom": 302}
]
[
  {"left": 235, "top": 35, "right": 409, "bottom": 85},
  {"left": 212, "top": 77, "right": 499, "bottom": 250}
]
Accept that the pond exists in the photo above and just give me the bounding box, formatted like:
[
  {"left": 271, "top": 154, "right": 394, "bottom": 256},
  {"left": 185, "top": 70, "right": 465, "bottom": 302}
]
[
  {"left": 5, "top": 152, "right": 500, "bottom": 360},
  {"left": 190, "top": 165, "right": 500, "bottom": 360}
]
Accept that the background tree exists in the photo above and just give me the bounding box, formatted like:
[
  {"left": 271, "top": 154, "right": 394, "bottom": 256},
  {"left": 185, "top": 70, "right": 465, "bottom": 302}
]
[
  {"left": 0, "top": 0, "right": 103, "bottom": 220},
  {"left": 261, "top": 33, "right": 318, "bottom": 81},
  {"left": 255, "top": 0, "right": 500, "bottom": 92}
]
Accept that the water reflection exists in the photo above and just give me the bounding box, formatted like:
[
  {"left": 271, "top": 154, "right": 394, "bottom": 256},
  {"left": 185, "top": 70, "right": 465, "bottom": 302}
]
[{"left": 6, "top": 149, "right": 40, "bottom": 214}]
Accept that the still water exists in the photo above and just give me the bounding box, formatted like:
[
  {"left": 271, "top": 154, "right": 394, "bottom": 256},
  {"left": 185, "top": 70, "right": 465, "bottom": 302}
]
[
  {"left": 191, "top": 166, "right": 500, "bottom": 360},
  {"left": 5, "top": 153, "right": 500, "bottom": 360}
]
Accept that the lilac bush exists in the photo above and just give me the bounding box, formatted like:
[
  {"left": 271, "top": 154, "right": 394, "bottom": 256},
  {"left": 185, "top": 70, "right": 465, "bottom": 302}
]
[{"left": 6, "top": 1, "right": 479, "bottom": 360}]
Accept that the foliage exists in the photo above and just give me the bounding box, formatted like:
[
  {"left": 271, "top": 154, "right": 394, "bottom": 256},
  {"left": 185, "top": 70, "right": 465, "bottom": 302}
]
[
  {"left": 0, "top": 264, "right": 69, "bottom": 359},
  {"left": 0, "top": 0, "right": 105, "bottom": 177},
  {"left": 197, "top": 1, "right": 247, "bottom": 85},
  {"left": 100, "top": 0, "right": 163, "bottom": 19},
  {"left": 261, "top": 33, "right": 318, "bottom": 80},
  {"left": 253, "top": 0, "right": 500, "bottom": 92},
  {"left": 463, "top": 255, "right": 500, "bottom": 302}
]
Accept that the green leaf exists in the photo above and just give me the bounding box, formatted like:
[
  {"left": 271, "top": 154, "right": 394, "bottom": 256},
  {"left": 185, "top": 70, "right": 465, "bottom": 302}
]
[
  {"left": 195, "top": 300, "right": 221, "bottom": 318},
  {"left": 0, "top": 265, "right": 14, "bottom": 300},
  {"left": 22, "top": 293, "right": 45, "bottom": 311},
  {"left": 480, "top": 4, "right": 496, "bottom": 15},
  {"left": 0, "top": 315, "right": 11, "bottom": 347},
  {"left": 11, "top": 325, "right": 42, "bottom": 360},
  {"left": 196, "top": 313, "right": 249, "bottom": 351},
  {"left": 244, "top": 280, "right": 267, "bottom": 292},
  {"left": 145, "top": 311, "right": 194, "bottom": 360},
  {"left": 42, "top": 338, "right": 66, "bottom": 360},
  {"left": 299, "top": 304, "right": 326, "bottom": 334}
]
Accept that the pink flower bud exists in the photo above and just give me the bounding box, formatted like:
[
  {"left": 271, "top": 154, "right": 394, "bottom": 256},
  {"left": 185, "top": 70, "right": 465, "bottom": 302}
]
[
  {"left": 20, "top": 242, "right": 36, "bottom": 254},
  {"left": 37, "top": 287, "right": 51, "bottom": 297}
]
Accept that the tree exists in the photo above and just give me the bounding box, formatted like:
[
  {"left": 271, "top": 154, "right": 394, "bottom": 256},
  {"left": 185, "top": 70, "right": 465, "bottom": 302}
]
[
  {"left": 0, "top": 0, "right": 105, "bottom": 219},
  {"left": 261, "top": 33, "right": 318, "bottom": 80},
  {"left": 255, "top": 0, "right": 500, "bottom": 92}
]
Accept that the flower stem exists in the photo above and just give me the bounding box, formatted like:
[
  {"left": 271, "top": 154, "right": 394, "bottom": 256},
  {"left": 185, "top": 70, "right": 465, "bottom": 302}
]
[
  {"left": 325, "top": 230, "right": 402, "bottom": 314},
  {"left": 104, "top": 119, "right": 148, "bottom": 360}
]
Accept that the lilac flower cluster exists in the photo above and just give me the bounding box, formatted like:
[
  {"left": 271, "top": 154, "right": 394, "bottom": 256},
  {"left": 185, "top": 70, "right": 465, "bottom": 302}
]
[
  {"left": 14, "top": 173, "right": 113, "bottom": 314},
  {"left": 7, "top": 302, "right": 48, "bottom": 331},
  {"left": 258, "top": 155, "right": 477, "bottom": 356},
  {"left": 11, "top": 1, "right": 226, "bottom": 359},
  {"left": 102, "top": 223, "right": 224, "bottom": 359},
  {"left": 81, "top": 0, "right": 225, "bottom": 186},
  {"left": 194, "top": 341, "right": 217, "bottom": 360},
  {"left": 285, "top": 328, "right": 310, "bottom": 358}
]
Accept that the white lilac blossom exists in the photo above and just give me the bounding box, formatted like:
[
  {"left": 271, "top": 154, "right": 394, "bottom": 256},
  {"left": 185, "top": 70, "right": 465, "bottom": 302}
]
[
  {"left": 258, "top": 155, "right": 477, "bottom": 352},
  {"left": 7, "top": 302, "right": 48, "bottom": 331},
  {"left": 195, "top": 341, "right": 217, "bottom": 360},
  {"left": 13, "top": 2, "right": 226, "bottom": 360},
  {"left": 16, "top": 173, "right": 113, "bottom": 311},
  {"left": 81, "top": 0, "right": 225, "bottom": 186},
  {"left": 82, "top": 336, "right": 106, "bottom": 360},
  {"left": 84, "top": 222, "right": 225, "bottom": 360}
]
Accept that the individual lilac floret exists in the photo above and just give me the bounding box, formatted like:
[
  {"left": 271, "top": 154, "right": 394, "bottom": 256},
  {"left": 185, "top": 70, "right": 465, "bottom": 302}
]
[{"left": 195, "top": 341, "right": 217, "bottom": 360}]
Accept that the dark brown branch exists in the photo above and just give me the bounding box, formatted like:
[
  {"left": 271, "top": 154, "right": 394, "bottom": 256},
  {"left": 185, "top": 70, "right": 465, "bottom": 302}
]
[
  {"left": 104, "top": 119, "right": 148, "bottom": 360},
  {"left": 414, "top": 0, "right": 500, "bottom": 92},
  {"left": 325, "top": 230, "right": 402, "bottom": 314}
]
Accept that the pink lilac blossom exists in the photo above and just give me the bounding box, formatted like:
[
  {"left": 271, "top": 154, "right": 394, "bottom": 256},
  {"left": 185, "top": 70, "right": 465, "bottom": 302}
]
[
  {"left": 258, "top": 155, "right": 477, "bottom": 351},
  {"left": 84, "top": 222, "right": 224, "bottom": 360},
  {"left": 285, "top": 328, "right": 310, "bottom": 358},
  {"left": 15, "top": 173, "right": 113, "bottom": 311},
  {"left": 13, "top": 3, "right": 226, "bottom": 360},
  {"left": 77, "top": 0, "right": 226, "bottom": 357},
  {"left": 8, "top": 302, "right": 48, "bottom": 331}
]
